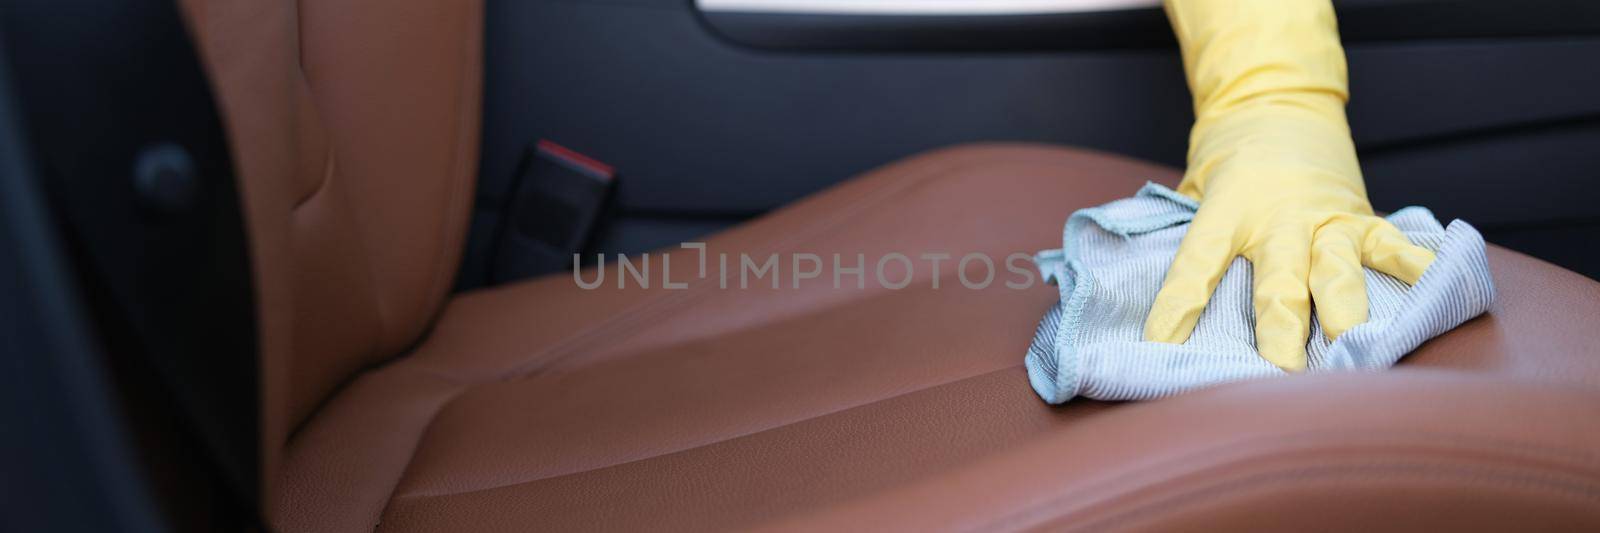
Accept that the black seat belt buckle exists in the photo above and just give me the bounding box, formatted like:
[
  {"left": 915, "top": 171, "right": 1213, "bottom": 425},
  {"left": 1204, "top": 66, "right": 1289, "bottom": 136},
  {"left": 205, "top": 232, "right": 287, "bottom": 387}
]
[{"left": 491, "top": 140, "right": 617, "bottom": 282}]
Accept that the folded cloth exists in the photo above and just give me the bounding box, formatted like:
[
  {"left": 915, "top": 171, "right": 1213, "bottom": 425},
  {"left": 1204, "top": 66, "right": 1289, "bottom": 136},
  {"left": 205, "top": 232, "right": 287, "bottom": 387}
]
[{"left": 1025, "top": 183, "right": 1495, "bottom": 404}]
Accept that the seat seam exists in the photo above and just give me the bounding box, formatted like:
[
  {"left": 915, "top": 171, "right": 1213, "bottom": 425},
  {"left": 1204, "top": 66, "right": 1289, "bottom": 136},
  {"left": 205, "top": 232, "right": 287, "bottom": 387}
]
[
  {"left": 1048, "top": 462, "right": 1600, "bottom": 533},
  {"left": 387, "top": 363, "right": 1030, "bottom": 501},
  {"left": 288, "top": 1, "right": 328, "bottom": 211},
  {"left": 289, "top": 142, "right": 334, "bottom": 211},
  {"left": 968, "top": 429, "right": 1600, "bottom": 532},
  {"left": 360, "top": 367, "right": 474, "bottom": 531},
  {"left": 384, "top": 398, "right": 1600, "bottom": 518}
]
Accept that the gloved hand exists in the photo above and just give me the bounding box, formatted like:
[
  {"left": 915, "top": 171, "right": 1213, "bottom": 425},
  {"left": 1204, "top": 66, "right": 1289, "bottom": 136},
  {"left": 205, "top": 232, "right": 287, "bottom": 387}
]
[{"left": 1144, "top": 0, "right": 1436, "bottom": 371}]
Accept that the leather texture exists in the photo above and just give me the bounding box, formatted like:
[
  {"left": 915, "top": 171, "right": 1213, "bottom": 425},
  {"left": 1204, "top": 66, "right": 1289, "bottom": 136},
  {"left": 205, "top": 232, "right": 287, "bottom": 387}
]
[
  {"left": 176, "top": 1, "right": 1600, "bottom": 530},
  {"left": 178, "top": 0, "right": 483, "bottom": 499},
  {"left": 275, "top": 145, "right": 1600, "bottom": 532}
]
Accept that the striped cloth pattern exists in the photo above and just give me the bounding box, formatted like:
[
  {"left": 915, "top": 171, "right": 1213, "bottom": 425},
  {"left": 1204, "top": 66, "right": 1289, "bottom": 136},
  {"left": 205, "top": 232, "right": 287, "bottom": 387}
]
[{"left": 1025, "top": 183, "right": 1496, "bottom": 404}]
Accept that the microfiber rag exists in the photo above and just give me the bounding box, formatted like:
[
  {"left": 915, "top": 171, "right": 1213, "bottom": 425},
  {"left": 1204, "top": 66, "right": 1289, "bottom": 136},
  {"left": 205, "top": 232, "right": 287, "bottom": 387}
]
[{"left": 1025, "top": 182, "right": 1495, "bottom": 404}]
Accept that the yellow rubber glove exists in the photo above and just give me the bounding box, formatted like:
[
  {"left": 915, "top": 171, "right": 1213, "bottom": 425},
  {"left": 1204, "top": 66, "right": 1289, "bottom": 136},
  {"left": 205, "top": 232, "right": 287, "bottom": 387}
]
[{"left": 1144, "top": 0, "right": 1436, "bottom": 371}]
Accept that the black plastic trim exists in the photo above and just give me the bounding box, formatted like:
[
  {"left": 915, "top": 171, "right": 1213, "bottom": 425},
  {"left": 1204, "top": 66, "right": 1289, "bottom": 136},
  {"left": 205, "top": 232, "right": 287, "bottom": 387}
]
[{"left": 700, "top": 0, "right": 1600, "bottom": 52}]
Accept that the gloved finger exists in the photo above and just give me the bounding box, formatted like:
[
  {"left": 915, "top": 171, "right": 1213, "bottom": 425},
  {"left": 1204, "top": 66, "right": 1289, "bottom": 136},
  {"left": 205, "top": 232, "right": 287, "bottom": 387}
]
[
  {"left": 1309, "top": 221, "right": 1368, "bottom": 339},
  {"left": 1144, "top": 217, "right": 1236, "bottom": 344},
  {"left": 1360, "top": 218, "right": 1435, "bottom": 285},
  {"left": 1249, "top": 229, "right": 1313, "bottom": 372}
]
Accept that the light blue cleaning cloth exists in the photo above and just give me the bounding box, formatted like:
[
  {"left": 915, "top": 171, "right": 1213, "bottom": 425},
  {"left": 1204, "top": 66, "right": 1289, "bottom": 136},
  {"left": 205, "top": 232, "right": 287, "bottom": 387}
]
[{"left": 1025, "top": 183, "right": 1496, "bottom": 404}]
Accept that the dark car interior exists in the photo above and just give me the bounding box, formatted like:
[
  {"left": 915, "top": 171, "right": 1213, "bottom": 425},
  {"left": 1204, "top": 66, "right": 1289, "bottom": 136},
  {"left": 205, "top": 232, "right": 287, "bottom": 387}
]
[
  {"left": 3, "top": 0, "right": 1600, "bottom": 531},
  {"left": 460, "top": 0, "right": 1600, "bottom": 286}
]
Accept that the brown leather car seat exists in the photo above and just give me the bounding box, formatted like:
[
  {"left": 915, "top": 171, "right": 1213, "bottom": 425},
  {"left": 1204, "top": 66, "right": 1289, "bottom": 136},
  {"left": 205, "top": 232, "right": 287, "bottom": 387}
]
[{"left": 180, "top": 1, "right": 1600, "bottom": 531}]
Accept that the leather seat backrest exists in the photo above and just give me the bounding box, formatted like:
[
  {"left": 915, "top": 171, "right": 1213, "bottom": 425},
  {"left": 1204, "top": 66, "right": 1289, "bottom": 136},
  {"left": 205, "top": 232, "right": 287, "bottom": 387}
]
[{"left": 176, "top": 0, "right": 483, "bottom": 495}]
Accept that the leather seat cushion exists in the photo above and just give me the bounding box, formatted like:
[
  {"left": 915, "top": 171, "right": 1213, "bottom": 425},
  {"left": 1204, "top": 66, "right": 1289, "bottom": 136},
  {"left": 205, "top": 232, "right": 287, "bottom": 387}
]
[{"left": 271, "top": 144, "right": 1600, "bottom": 532}]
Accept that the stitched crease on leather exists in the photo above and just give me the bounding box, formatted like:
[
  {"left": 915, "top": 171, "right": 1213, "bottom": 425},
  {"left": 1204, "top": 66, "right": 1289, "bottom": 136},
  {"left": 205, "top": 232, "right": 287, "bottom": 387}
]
[
  {"left": 346, "top": 370, "right": 469, "bottom": 531},
  {"left": 1053, "top": 463, "right": 1600, "bottom": 533},
  {"left": 973, "top": 429, "right": 1600, "bottom": 532},
  {"left": 389, "top": 364, "right": 1030, "bottom": 500},
  {"left": 288, "top": 113, "right": 334, "bottom": 211}
]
